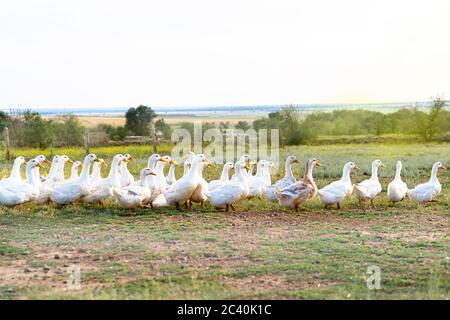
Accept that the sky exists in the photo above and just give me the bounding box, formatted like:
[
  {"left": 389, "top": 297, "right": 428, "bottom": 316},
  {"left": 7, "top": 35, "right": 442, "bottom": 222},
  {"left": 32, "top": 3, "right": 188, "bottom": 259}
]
[{"left": 1, "top": 0, "right": 449, "bottom": 108}]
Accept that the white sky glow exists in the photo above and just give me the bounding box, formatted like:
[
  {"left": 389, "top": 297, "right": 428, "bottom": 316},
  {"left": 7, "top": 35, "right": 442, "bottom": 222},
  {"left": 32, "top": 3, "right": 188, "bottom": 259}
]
[{"left": 1, "top": 0, "right": 449, "bottom": 108}]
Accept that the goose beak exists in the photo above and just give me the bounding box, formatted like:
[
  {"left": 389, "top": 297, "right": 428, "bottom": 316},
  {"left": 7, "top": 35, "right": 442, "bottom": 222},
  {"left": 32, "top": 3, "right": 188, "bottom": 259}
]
[
  {"left": 244, "top": 165, "right": 251, "bottom": 170},
  {"left": 380, "top": 163, "right": 385, "bottom": 168},
  {"left": 79, "top": 164, "right": 83, "bottom": 170},
  {"left": 36, "top": 163, "right": 45, "bottom": 169},
  {"left": 354, "top": 165, "right": 360, "bottom": 170},
  {"left": 68, "top": 159, "right": 74, "bottom": 163},
  {"left": 128, "top": 155, "right": 134, "bottom": 161},
  {"left": 101, "top": 161, "right": 108, "bottom": 167},
  {"left": 147, "top": 171, "right": 157, "bottom": 176},
  {"left": 170, "top": 160, "right": 178, "bottom": 165},
  {"left": 441, "top": 166, "right": 447, "bottom": 170},
  {"left": 292, "top": 159, "right": 300, "bottom": 164},
  {"left": 24, "top": 161, "right": 28, "bottom": 165},
  {"left": 315, "top": 160, "right": 322, "bottom": 167},
  {"left": 205, "top": 160, "right": 214, "bottom": 168},
  {"left": 44, "top": 159, "right": 51, "bottom": 164},
  {"left": 159, "top": 158, "right": 168, "bottom": 163},
  {"left": 93, "top": 158, "right": 101, "bottom": 162}
]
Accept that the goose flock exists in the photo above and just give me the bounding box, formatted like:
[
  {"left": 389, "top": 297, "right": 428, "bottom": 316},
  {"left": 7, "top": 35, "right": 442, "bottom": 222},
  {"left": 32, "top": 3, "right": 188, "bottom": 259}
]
[{"left": 0, "top": 152, "right": 447, "bottom": 211}]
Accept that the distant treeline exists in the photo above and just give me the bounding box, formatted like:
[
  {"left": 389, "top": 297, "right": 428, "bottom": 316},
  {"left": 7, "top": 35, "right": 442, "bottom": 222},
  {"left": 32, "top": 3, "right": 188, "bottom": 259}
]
[
  {"left": 0, "top": 105, "right": 173, "bottom": 148},
  {"left": 1, "top": 99, "right": 448, "bottom": 149},
  {"left": 250, "top": 98, "right": 450, "bottom": 145}
]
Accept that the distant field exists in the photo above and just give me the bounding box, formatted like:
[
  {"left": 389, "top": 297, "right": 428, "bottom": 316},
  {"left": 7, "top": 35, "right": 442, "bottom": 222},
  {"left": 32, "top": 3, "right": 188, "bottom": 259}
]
[
  {"left": 46, "top": 114, "right": 263, "bottom": 128},
  {"left": 0, "top": 142, "right": 448, "bottom": 299}
]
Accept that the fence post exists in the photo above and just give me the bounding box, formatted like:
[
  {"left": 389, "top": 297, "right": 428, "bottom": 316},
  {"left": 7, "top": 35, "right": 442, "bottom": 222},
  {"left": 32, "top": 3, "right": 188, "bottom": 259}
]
[
  {"left": 4, "top": 127, "right": 10, "bottom": 160},
  {"left": 83, "top": 127, "right": 89, "bottom": 154},
  {"left": 150, "top": 123, "right": 157, "bottom": 153}
]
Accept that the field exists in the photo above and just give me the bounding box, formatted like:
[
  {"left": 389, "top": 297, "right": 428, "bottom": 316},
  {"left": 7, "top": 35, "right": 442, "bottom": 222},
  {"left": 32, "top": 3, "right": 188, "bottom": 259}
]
[
  {"left": 0, "top": 143, "right": 449, "bottom": 299},
  {"left": 46, "top": 114, "right": 264, "bottom": 128}
]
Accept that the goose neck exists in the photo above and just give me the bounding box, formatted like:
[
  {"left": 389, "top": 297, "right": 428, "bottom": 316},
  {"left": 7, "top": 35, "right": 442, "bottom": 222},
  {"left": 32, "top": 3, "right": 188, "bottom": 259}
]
[
  {"left": 429, "top": 165, "right": 439, "bottom": 182},
  {"left": 304, "top": 162, "right": 316, "bottom": 187},
  {"left": 220, "top": 166, "right": 230, "bottom": 182},
  {"left": 285, "top": 160, "right": 294, "bottom": 179},
  {"left": 79, "top": 159, "right": 92, "bottom": 185},
  {"left": 10, "top": 160, "right": 22, "bottom": 179},
  {"left": 371, "top": 165, "right": 379, "bottom": 181},
  {"left": 341, "top": 166, "right": 352, "bottom": 183},
  {"left": 394, "top": 165, "right": 402, "bottom": 180}
]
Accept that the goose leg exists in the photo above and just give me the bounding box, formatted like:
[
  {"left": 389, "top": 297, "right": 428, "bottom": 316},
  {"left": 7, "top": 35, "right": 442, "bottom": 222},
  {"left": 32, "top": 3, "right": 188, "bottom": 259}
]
[
  {"left": 225, "top": 204, "right": 229, "bottom": 212},
  {"left": 337, "top": 203, "right": 341, "bottom": 209},
  {"left": 175, "top": 202, "right": 181, "bottom": 211},
  {"left": 200, "top": 201, "right": 204, "bottom": 209},
  {"left": 230, "top": 204, "right": 236, "bottom": 211}
]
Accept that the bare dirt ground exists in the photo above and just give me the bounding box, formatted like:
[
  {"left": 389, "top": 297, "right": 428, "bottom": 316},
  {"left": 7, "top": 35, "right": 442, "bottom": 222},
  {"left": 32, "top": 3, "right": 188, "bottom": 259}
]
[{"left": 1, "top": 208, "right": 449, "bottom": 299}]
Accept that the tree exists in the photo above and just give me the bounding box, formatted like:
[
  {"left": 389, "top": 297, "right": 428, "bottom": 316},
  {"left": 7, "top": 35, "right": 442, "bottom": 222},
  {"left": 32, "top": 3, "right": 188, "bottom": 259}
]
[
  {"left": 155, "top": 118, "right": 172, "bottom": 140},
  {"left": 98, "top": 124, "right": 129, "bottom": 141},
  {"left": 22, "top": 111, "right": 54, "bottom": 148},
  {"left": 413, "top": 97, "right": 447, "bottom": 141},
  {"left": 54, "top": 114, "right": 85, "bottom": 146},
  {"left": 0, "top": 111, "right": 9, "bottom": 133},
  {"left": 235, "top": 120, "right": 250, "bottom": 131},
  {"left": 125, "top": 105, "right": 157, "bottom": 136}
]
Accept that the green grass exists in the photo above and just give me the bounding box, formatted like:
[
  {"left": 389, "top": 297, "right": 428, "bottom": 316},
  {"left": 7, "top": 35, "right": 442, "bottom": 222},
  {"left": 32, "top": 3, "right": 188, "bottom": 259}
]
[{"left": 0, "top": 142, "right": 448, "bottom": 299}]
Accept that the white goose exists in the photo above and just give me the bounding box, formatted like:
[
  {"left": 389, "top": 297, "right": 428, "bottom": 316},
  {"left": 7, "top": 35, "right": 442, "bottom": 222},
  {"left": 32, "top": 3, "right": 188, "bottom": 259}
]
[
  {"left": 353, "top": 160, "right": 384, "bottom": 204},
  {"left": 119, "top": 154, "right": 134, "bottom": 187},
  {"left": 68, "top": 161, "right": 83, "bottom": 182},
  {"left": 50, "top": 154, "right": 99, "bottom": 205},
  {"left": 166, "top": 162, "right": 178, "bottom": 185},
  {"left": 247, "top": 160, "right": 270, "bottom": 198},
  {"left": 34, "top": 155, "right": 73, "bottom": 204},
  {"left": 0, "top": 156, "right": 27, "bottom": 186},
  {"left": 387, "top": 161, "right": 409, "bottom": 203},
  {"left": 155, "top": 155, "right": 173, "bottom": 191},
  {"left": 317, "top": 162, "right": 358, "bottom": 209},
  {"left": 42, "top": 155, "right": 60, "bottom": 182},
  {"left": 208, "top": 162, "right": 234, "bottom": 192},
  {"left": 189, "top": 160, "right": 213, "bottom": 208},
  {"left": 164, "top": 154, "right": 211, "bottom": 210},
  {"left": 90, "top": 158, "right": 107, "bottom": 185},
  {"left": 408, "top": 162, "right": 447, "bottom": 203},
  {"left": 32, "top": 155, "right": 50, "bottom": 183},
  {"left": 55, "top": 155, "right": 73, "bottom": 182},
  {"left": 265, "top": 155, "right": 299, "bottom": 201},
  {"left": 111, "top": 168, "right": 156, "bottom": 210},
  {"left": 84, "top": 154, "right": 125, "bottom": 204},
  {"left": 136, "top": 154, "right": 167, "bottom": 207},
  {"left": 183, "top": 158, "right": 191, "bottom": 176},
  {"left": 275, "top": 159, "right": 320, "bottom": 211},
  {"left": 231, "top": 154, "right": 250, "bottom": 180},
  {"left": 0, "top": 159, "right": 43, "bottom": 206},
  {"left": 206, "top": 161, "right": 250, "bottom": 211}
]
